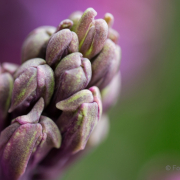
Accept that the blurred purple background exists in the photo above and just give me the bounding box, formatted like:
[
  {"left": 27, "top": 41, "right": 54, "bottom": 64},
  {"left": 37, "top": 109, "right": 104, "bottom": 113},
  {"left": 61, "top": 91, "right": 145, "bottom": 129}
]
[{"left": 0, "top": 0, "right": 171, "bottom": 93}]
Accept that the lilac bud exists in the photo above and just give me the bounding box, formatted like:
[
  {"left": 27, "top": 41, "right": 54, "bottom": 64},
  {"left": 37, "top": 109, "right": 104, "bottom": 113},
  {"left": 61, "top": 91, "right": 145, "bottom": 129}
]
[
  {"left": 55, "top": 52, "right": 91, "bottom": 100},
  {"left": 29, "top": 115, "right": 61, "bottom": 167},
  {"left": 48, "top": 52, "right": 91, "bottom": 116},
  {"left": 75, "top": 8, "right": 108, "bottom": 59},
  {"left": 101, "top": 72, "right": 121, "bottom": 112},
  {"left": 46, "top": 29, "right": 79, "bottom": 69},
  {"left": 69, "top": 11, "right": 83, "bottom": 32},
  {"left": 75, "top": 8, "right": 97, "bottom": 45},
  {"left": 33, "top": 87, "right": 102, "bottom": 180},
  {"left": 12, "top": 98, "right": 44, "bottom": 124},
  {"left": 88, "top": 39, "right": 121, "bottom": 90},
  {"left": 98, "top": 44, "right": 121, "bottom": 89},
  {"left": 9, "top": 59, "right": 54, "bottom": 114},
  {"left": 1, "top": 123, "right": 42, "bottom": 180},
  {"left": 0, "top": 98, "right": 44, "bottom": 180},
  {"left": 104, "top": 13, "right": 119, "bottom": 43},
  {"left": 0, "top": 73, "right": 13, "bottom": 130},
  {"left": 0, "top": 98, "right": 61, "bottom": 180},
  {"left": 14, "top": 58, "right": 46, "bottom": 79},
  {"left": 22, "top": 26, "right": 56, "bottom": 63},
  {"left": 56, "top": 89, "right": 94, "bottom": 112},
  {"left": 0, "top": 62, "right": 19, "bottom": 76},
  {"left": 56, "top": 86, "right": 102, "bottom": 153},
  {"left": 108, "top": 28, "right": 119, "bottom": 44},
  {"left": 55, "top": 19, "right": 73, "bottom": 32},
  {"left": 87, "top": 114, "right": 109, "bottom": 147}
]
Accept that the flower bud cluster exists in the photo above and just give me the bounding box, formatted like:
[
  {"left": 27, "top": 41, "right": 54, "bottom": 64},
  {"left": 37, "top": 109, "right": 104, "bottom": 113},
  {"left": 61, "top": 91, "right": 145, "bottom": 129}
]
[{"left": 0, "top": 7, "right": 121, "bottom": 180}]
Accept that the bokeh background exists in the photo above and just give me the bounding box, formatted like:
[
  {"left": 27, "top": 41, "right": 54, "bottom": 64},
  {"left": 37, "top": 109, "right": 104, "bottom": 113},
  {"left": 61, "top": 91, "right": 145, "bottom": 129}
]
[{"left": 0, "top": 0, "right": 180, "bottom": 179}]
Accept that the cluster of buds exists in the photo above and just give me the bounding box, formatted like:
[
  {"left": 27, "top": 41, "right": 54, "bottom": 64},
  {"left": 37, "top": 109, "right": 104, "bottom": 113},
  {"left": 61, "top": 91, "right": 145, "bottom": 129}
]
[{"left": 0, "top": 8, "right": 121, "bottom": 180}]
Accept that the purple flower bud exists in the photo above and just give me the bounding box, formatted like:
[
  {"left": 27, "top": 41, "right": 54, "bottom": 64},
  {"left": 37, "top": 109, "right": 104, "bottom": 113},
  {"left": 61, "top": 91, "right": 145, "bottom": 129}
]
[
  {"left": 0, "top": 73, "right": 13, "bottom": 130},
  {"left": 1, "top": 123, "right": 42, "bottom": 180},
  {"left": 47, "top": 52, "right": 91, "bottom": 117},
  {"left": 98, "top": 44, "right": 121, "bottom": 89},
  {"left": 56, "top": 90, "right": 101, "bottom": 151},
  {"left": 88, "top": 39, "right": 121, "bottom": 90},
  {"left": 12, "top": 97, "right": 44, "bottom": 124},
  {"left": 58, "top": 114, "right": 110, "bottom": 176},
  {"left": 0, "top": 98, "right": 44, "bottom": 180},
  {"left": 87, "top": 114, "right": 109, "bottom": 147},
  {"left": 55, "top": 52, "right": 91, "bottom": 100},
  {"left": 75, "top": 8, "right": 97, "bottom": 46},
  {"left": 28, "top": 115, "right": 61, "bottom": 167},
  {"left": 80, "top": 19, "right": 108, "bottom": 59},
  {"left": 0, "top": 98, "right": 61, "bottom": 180},
  {"left": 9, "top": 59, "right": 54, "bottom": 114},
  {"left": 69, "top": 11, "right": 83, "bottom": 32},
  {"left": 104, "top": 13, "right": 119, "bottom": 44},
  {"left": 0, "top": 62, "right": 19, "bottom": 76},
  {"left": 55, "top": 19, "right": 73, "bottom": 32},
  {"left": 101, "top": 72, "right": 121, "bottom": 112},
  {"left": 21, "top": 26, "right": 56, "bottom": 64},
  {"left": 32, "top": 87, "right": 102, "bottom": 180},
  {"left": 108, "top": 28, "right": 119, "bottom": 44},
  {"left": 14, "top": 58, "right": 46, "bottom": 79},
  {"left": 57, "top": 86, "right": 102, "bottom": 151},
  {"left": 75, "top": 8, "right": 108, "bottom": 59},
  {"left": 56, "top": 89, "right": 94, "bottom": 112},
  {"left": 46, "top": 29, "right": 79, "bottom": 69}
]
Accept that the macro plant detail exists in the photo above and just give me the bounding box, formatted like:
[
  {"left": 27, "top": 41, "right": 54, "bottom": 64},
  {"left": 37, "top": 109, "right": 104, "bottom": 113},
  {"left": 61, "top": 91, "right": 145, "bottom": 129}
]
[{"left": 0, "top": 7, "right": 121, "bottom": 180}]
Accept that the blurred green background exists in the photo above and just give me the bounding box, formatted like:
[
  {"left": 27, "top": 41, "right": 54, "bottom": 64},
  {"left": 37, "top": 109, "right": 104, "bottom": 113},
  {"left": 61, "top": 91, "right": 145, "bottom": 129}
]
[{"left": 61, "top": 1, "right": 180, "bottom": 180}]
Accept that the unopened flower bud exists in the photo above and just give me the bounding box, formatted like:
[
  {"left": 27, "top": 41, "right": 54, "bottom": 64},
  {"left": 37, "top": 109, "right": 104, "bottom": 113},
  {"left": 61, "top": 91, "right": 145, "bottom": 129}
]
[
  {"left": 69, "top": 11, "right": 83, "bottom": 32},
  {"left": 22, "top": 26, "right": 56, "bottom": 63},
  {"left": 104, "top": 13, "right": 119, "bottom": 43},
  {"left": 56, "top": 86, "right": 102, "bottom": 154},
  {"left": 0, "top": 62, "right": 19, "bottom": 75},
  {"left": 108, "top": 28, "right": 119, "bottom": 44},
  {"left": 0, "top": 122, "right": 42, "bottom": 180},
  {"left": 101, "top": 72, "right": 121, "bottom": 112},
  {"left": 48, "top": 52, "right": 91, "bottom": 116},
  {"left": 55, "top": 19, "right": 73, "bottom": 32},
  {"left": 0, "top": 98, "right": 61, "bottom": 180},
  {"left": 46, "top": 29, "right": 79, "bottom": 68},
  {"left": 0, "top": 98, "right": 44, "bottom": 180},
  {"left": 98, "top": 44, "right": 121, "bottom": 89},
  {"left": 88, "top": 39, "right": 121, "bottom": 90},
  {"left": 0, "top": 73, "right": 13, "bottom": 130},
  {"left": 87, "top": 114, "right": 109, "bottom": 147},
  {"left": 9, "top": 59, "right": 54, "bottom": 114},
  {"left": 33, "top": 87, "right": 102, "bottom": 180},
  {"left": 75, "top": 8, "right": 108, "bottom": 59},
  {"left": 28, "top": 115, "right": 61, "bottom": 168}
]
